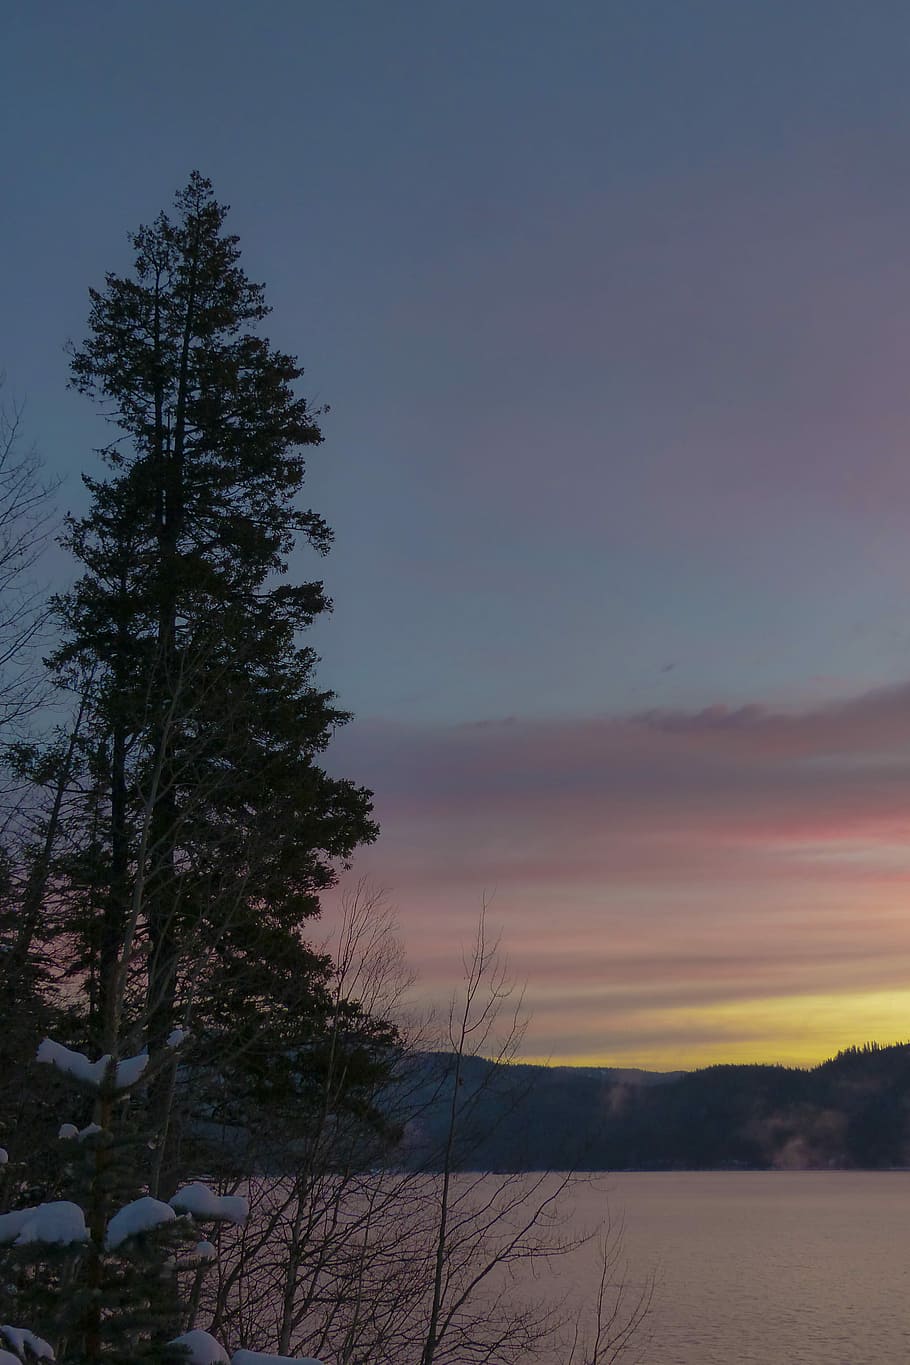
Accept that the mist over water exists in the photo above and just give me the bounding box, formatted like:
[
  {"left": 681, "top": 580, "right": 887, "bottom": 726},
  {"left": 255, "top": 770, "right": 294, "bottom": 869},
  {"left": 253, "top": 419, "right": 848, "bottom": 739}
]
[{"left": 571, "top": 1172, "right": 910, "bottom": 1364}]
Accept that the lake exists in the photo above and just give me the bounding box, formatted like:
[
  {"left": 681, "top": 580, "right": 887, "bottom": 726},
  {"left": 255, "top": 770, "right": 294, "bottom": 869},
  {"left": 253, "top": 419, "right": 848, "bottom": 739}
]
[
  {"left": 210, "top": 1169, "right": 910, "bottom": 1363},
  {"left": 577, "top": 1171, "right": 910, "bottom": 1364}
]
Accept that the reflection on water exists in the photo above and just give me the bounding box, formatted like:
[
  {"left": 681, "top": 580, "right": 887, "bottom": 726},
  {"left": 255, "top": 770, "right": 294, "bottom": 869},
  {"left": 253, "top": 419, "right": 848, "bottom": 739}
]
[{"left": 576, "top": 1171, "right": 910, "bottom": 1365}]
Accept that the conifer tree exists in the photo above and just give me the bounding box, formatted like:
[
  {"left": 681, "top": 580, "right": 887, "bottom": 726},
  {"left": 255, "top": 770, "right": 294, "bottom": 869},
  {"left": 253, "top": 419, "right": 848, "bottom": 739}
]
[
  {"left": 48, "top": 173, "right": 377, "bottom": 1186},
  {"left": 0, "top": 1035, "right": 257, "bottom": 1365}
]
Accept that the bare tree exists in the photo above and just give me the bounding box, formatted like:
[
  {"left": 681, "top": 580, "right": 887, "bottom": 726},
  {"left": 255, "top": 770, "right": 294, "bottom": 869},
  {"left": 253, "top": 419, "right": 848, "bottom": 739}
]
[
  {"left": 0, "top": 382, "right": 56, "bottom": 746},
  {"left": 0, "top": 382, "right": 60, "bottom": 1113},
  {"left": 413, "top": 908, "right": 652, "bottom": 1365},
  {"left": 194, "top": 892, "right": 653, "bottom": 1365},
  {"left": 565, "top": 1217, "right": 655, "bottom": 1365}
]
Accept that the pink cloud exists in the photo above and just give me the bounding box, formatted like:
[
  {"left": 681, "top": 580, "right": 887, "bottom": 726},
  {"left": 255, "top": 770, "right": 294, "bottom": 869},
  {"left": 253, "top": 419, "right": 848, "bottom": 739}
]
[{"left": 328, "top": 681, "right": 910, "bottom": 1063}]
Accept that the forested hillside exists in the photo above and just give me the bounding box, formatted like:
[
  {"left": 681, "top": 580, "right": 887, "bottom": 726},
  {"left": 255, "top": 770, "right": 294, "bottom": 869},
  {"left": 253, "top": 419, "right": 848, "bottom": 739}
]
[{"left": 400, "top": 1042, "right": 910, "bottom": 1171}]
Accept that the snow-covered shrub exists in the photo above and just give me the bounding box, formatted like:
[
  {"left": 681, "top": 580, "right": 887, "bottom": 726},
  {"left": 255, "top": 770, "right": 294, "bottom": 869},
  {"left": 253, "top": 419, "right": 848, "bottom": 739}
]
[{"left": 0, "top": 1039, "right": 320, "bottom": 1365}]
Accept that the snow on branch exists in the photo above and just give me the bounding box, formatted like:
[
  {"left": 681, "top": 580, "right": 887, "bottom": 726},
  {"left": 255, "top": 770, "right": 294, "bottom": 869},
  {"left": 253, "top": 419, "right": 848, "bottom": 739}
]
[
  {"left": 168, "top": 1331, "right": 229, "bottom": 1365},
  {"left": 0, "top": 1202, "right": 88, "bottom": 1246},
  {"left": 36, "top": 1039, "right": 147, "bottom": 1091},
  {"left": 105, "top": 1197, "right": 177, "bottom": 1250},
  {"left": 0, "top": 1328, "right": 53, "bottom": 1362},
  {"left": 168, "top": 1182, "right": 248, "bottom": 1225},
  {"left": 168, "top": 1333, "right": 323, "bottom": 1365},
  {"left": 58, "top": 1122, "right": 103, "bottom": 1142},
  {"left": 0, "top": 1211, "right": 35, "bottom": 1244},
  {"left": 0, "top": 1327, "right": 54, "bottom": 1361}
]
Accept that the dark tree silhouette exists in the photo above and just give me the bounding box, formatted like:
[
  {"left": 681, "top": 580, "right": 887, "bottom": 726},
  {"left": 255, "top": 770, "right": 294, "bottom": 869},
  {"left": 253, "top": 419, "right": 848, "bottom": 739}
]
[{"left": 48, "top": 173, "right": 376, "bottom": 1183}]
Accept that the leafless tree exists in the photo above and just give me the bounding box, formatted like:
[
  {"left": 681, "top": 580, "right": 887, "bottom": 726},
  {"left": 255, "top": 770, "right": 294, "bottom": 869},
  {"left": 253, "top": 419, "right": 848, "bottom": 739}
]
[
  {"left": 0, "top": 383, "right": 56, "bottom": 747},
  {"left": 0, "top": 382, "right": 60, "bottom": 1103},
  {"left": 192, "top": 891, "right": 653, "bottom": 1365}
]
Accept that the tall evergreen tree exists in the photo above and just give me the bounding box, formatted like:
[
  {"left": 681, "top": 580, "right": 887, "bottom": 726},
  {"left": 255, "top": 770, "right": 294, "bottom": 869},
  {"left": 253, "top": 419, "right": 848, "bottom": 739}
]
[{"left": 49, "top": 172, "right": 377, "bottom": 1185}]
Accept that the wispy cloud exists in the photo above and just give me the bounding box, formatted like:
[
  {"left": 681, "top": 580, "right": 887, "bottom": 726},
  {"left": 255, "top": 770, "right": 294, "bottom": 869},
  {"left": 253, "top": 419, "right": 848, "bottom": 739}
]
[{"left": 329, "top": 682, "right": 910, "bottom": 1065}]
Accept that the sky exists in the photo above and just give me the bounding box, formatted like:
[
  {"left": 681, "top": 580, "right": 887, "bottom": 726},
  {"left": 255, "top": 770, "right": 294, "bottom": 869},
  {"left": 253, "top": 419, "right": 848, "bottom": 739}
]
[{"left": 5, "top": 2, "right": 910, "bottom": 1068}]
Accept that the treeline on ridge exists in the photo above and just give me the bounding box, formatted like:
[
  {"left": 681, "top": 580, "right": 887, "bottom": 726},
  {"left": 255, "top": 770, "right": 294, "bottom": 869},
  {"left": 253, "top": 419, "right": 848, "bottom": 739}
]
[{"left": 399, "top": 1040, "right": 910, "bottom": 1171}]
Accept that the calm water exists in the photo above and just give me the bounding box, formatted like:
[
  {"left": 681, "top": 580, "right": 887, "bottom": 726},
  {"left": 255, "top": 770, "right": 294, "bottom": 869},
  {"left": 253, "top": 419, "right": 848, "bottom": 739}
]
[{"left": 581, "top": 1171, "right": 910, "bottom": 1364}]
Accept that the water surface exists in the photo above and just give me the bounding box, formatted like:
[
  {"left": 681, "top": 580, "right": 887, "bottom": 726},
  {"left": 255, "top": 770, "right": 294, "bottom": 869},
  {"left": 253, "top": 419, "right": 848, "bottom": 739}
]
[{"left": 592, "top": 1171, "right": 910, "bottom": 1364}]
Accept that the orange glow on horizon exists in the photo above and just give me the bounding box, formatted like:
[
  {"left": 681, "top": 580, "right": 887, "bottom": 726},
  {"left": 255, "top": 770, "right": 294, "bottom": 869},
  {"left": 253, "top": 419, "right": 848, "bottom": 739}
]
[{"left": 516, "top": 989, "right": 910, "bottom": 1072}]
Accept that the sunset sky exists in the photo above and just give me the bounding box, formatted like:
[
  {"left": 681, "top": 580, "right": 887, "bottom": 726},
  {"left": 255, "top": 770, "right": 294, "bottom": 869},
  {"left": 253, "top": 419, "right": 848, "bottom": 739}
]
[{"left": 6, "top": 3, "right": 910, "bottom": 1067}]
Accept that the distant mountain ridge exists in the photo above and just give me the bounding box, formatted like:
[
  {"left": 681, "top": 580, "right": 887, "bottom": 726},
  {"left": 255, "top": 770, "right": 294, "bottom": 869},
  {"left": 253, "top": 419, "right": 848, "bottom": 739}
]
[
  {"left": 531, "top": 1062, "right": 686, "bottom": 1086},
  {"left": 395, "top": 1041, "right": 910, "bottom": 1171}
]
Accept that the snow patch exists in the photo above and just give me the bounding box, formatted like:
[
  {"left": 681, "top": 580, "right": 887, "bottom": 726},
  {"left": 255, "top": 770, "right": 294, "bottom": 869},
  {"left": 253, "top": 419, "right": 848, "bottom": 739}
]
[
  {"left": 0, "top": 1210, "right": 34, "bottom": 1243},
  {"left": 115, "top": 1052, "right": 149, "bottom": 1087},
  {"left": 169, "top": 1182, "right": 248, "bottom": 1225},
  {"left": 167, "top": 1027, "right": 189, "bottom": 1048},
  {"left": 0, "top": 1326, "right": 54, "bottom": 1361},
  {"left": 192, "top": 1239, "right": 217, "bottom": 1262},
  {"left": 0, "top": 1148, "right": 7, "bottom": 1164},
  {"left": 36, "top": 1039, "right": 147, "bottom": 1091},
  {"left": 105, "top": 1196, "right": 177, "bottom": 1250},
  {"left": 59, "top": 1122, "right": 103, "bottom": 1142},
  {"left": 169, "top": 1330, "right": 229, "bottom": 1365},
  {"left": 4, "top": 1202, "right": 89, "bottom": 1246}
]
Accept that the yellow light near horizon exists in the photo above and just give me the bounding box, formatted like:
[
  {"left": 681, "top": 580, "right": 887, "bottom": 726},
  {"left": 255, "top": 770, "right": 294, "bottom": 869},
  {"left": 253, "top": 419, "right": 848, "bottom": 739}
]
[{"left": 520, "top": 988, "right": 910, "bottom": 1072}]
